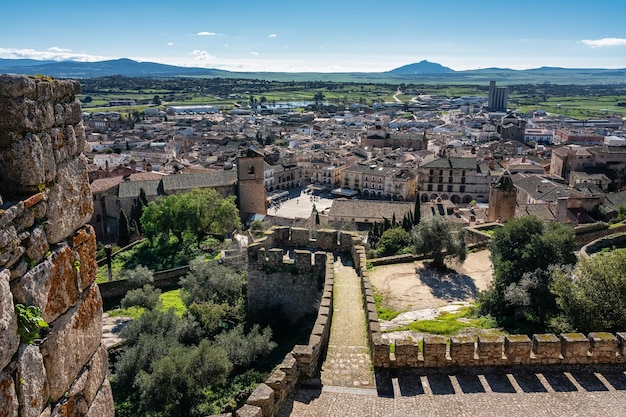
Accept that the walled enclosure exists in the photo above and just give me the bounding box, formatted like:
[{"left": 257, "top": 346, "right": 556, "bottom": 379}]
[
  {"left": 235, "top": 227, "right": 360, "bottom": 417},
  {"left": 0, "top": 75, "right": 114, "bottom": 417},
  {"left": 351, "top": 235, "right": 626, "bottom": 370}
]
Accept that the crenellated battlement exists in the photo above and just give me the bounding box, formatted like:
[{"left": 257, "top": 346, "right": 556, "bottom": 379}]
[
  {"left": 370, "top": 331, "right": 626, "bottom": 369},
  {"left": 247, "top": 226, "right": 361, "bottom": 325}
]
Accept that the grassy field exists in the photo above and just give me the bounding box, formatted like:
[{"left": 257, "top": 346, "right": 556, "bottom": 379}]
[
  {"left": 399, "top": 306, "right": 501, "bottom": 336},
  {"left": 107, "top": 288, "right": 187, "bottom": 319}
]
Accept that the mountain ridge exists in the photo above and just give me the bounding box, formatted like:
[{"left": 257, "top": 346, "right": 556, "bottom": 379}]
[{"left": 1, "top": 57, "right": 625, "bottom": 84}]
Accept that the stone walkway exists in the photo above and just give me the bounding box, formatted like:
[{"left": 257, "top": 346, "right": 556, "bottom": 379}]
[
  {"left": 319, "top": 255, "right": 375, "bottom": 390},
  {"left": 279, "top": 367, "right": 626, "bottom": 416}
]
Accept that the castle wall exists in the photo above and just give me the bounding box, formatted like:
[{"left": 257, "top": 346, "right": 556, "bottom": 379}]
[{"left": 0, "top": 75, "right": 113, "bottom": 417}]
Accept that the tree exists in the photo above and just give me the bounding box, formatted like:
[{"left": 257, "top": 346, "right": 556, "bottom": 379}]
[
  {"left": 413, "top": 197, "right": 421, "bottom": 226},
  {"left": 376, "top": 227, "right": 409, "bottom": 257},
  {"left": 118, "top": 209, "right": 131, "bottom": 247},
  {"left": 141, "top": 189, "right": 241, "bottom": 246},
  {"left": 179, "top": 258, "right": 245, "bottom": 307},
  {"left": 410, "top": 216, "right": 466, "bottom": 269},
  {"left": 479, "top": 216, "right": 576, "bottom": 331},
  {"left": 552, "top": 249, "right": 626, "bottom": 333},
  {"left": 152, "top": 95, "right": 162, "bottom": 105}
]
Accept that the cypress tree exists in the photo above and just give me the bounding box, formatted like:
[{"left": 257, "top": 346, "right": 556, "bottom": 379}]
[{"left": 413, "top": 197, "right": 421, "bottom": 226}]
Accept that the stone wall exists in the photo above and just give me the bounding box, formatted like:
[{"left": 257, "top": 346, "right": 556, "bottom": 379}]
[
  {"left": 371, "top": 332, "right": 626, "bottom": 369},
  {"left": 575, "top": 222, "right": 626, "bottom": 246},
  {"left": 247, "top": 227, "right": 357, "bottom": 323},
  {"left": 0, "top": 75, "right": 113, "bottom": 417},
  {"left": 580, "top": 232, "right": 626, "bottom": 257}
]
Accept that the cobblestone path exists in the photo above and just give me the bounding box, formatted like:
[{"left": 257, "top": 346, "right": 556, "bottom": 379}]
[{"left": 319, "top": 255, "right": 376, "bottom": 390}]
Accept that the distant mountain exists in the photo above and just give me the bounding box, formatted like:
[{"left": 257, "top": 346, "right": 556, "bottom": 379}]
[
  {"left": 1, "top": 57, "right": 625, "bottom": 84},
  {"left": 0, "top": 58, "right": 57, "bottom": 67},
  {"left": 0, "top": 58, "right": 230, "bottom": 78},
  {"left": 387, "top": 60, "right": 455, "bottom": 74}
]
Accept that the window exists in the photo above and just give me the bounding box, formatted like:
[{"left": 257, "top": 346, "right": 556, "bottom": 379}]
[
  {"left": 439, "top": 170, "right": 444, "bottom": 176},
  {"left": 428, "top": 176, "right": 433, "bottom": 183},
  {"left": 462, "top": 171, "right": 466, "bottom": 177},
  {"left": 460, "top": 185, "right": 466, "bottom": 193},
  {"left": 438, "top": 176, "right": 444, "bottom": 183},
  {"left": 429, "top": 169, "right": 434, "bottom": 175},
  {"left": 447, "top": 185, "right": 453, "bottom": 192},
  {"left": 461, "top": 177, "right": 466, "bottom": 184},
  {"left": 365, "top": 175, "right": 368, "bottom": 181},
  {"left": 437, "top": 184, "right": 443, "bottom": 192},
  {"left": 427, "top": 184, "right": 433, "bottom": 191},
  {"left": 448, "top": 176, "right": 453, "bottom": 183}
]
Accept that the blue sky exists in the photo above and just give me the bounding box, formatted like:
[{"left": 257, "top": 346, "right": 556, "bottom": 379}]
[{"left": 2, "top": 0, "right": 626, "bottom": 72}]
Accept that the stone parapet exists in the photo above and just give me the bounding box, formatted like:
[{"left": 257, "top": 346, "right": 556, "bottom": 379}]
[{"left": 0, "top": 75, "right": 113, "bottom": 416}]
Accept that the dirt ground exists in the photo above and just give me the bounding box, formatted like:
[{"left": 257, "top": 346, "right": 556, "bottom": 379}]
[{"left": 369, "top": 250, "right": 494, "bottom": 311}]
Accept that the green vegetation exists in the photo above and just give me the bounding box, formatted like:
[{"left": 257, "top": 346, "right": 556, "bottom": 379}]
[
  {"left": 411, "top": 216, "right": 467, "bottom": 269},
  {"left": 14, "top": 304, "right": 48, "bottom": 344},
  {"left": 112, "top": 260, "right": 274, "bottom": 417},
  {"left": 401, "top": 307, "right": 499, "bottom": 336},
  {"left": 551, "top": 249, "right": 626, "bottom": 333},
  {"left": 367, "top": 200, "right": 420, "bottom": 258},
  {"left": 479, "top": 216, "right": 576, "bottom": 333},
  {"left": 373, "top": 292, "right": 402, "bottom": 321}
]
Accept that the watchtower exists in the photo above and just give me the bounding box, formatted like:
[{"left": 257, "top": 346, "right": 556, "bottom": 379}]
[
  {"left": 237, "top": 147, "right": 267, "bottom": 218},
  {"left": 488, "top": 170, "right": 517, "bottom": 222}
]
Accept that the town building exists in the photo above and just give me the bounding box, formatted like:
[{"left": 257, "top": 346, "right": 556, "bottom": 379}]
[{"left": 417, "top": 156, "right": 486, "bottom": 204}]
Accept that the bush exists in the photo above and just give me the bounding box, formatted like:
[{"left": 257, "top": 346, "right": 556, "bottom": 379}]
[{"left": 121, "top": 284, "right": 162, "bottom": 310}]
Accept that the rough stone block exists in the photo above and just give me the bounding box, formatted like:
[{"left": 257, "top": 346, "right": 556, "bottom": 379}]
[
  {"left": 24, "top": 227, "right": 49, "bottom": 265},
  {"left": 16, "top": 344, "right": 49, "bottom": 417},
  {"left": 560, "top": 333, "right": 590, "bottom": 362},
  {"left": 290, "top": 228, "right": 310, "bottom": 247},
  {"left": 12, "top": 246, "right": 79, "bottom": 323},
  {"left": 395, "top": 338, "right": 420, "bottom": 367},
  {"left": 84, "top": 379, "right": 114, "bottom": 417},
  {"left": 272, "top": 227, "right": 290, "bottom": 244},
  {"left": 373, "top": 340, "right": 391, "bottom": 368},
  {"left": 589, "top": 332, "right": 618, "bottom": 363},
  {"left": 450, "top": 335, "right": 476, "bottom": 365},
  {"left": 315, "top": 229, "right": 337, "bottom": 251},
  {"left": 44, "top": 156, "right": 93, "bottom": 244},
  {"left": 532, "top": 334, "right": 561, "bottom": 361},
  {"left": 0, "top": 369, "right": 18, "bottom": 417},
  {"left": 71, "top": 226, "right": 97, "bottom": 291},
  {"left": 82, "top": 345, "right": 109, "bottom": 406},
  {"left": 423, "top": 335, "right": 449, "bottom": 367},
  {"left": 294, "top": 250, "right": 312, "bottom": 270},
  {"left": 505, "top": 335, "right": 532, "bottom": 364},
  {"left": 477, "top": 335, "right": 504, "bottom": 365},
  {"left": 236, "top": 404, "right": 263, "bottom": 417},
  {"left": 0, "top": 269, "right": 19, "bottom": 371},
  {"left": 246, "top": 383, "right": 274, "bottom": 417},
  {"left": 42, "top": 284, "right": 103, "bottom": 401}
]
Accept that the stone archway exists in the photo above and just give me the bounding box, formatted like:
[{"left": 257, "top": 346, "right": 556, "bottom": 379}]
[
  {"left": 421, "top": 194, "right": 429, "bottom": 202},
  {"left": 462, "top": 195, "right": 472, "bottom": 204},
  {"left": 451, "top": 195, "right": 461, "bottom": 204}
]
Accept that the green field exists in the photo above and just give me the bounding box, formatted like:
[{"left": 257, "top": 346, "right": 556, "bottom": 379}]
[
  {"left": 78, "top": 76, "right": 626, "bottom": 119},
  {"left": 107, "top": 288, "right": 187, "bottom": 319}
]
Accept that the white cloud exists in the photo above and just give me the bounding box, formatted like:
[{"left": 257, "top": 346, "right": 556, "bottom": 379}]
[
  {"left": 250, "top": 51, "right": 259, "bottom": 56},
  {"left": 224, "top": 44, "right": 229, "bottom": 47},
  {"left": 197, "top": 31, "right": 217, "bottom": 36},
  {"left": 48, "top": 46, "right": 72, "bottom": 52},
  {"left": 191, "top": 50, "right": 215, "bottom": 61},
  {"left": 0, "top": 47, "right": 107, "bottom": 62},
  {"left": 167, "top": 42, "right": 174, "bottom": 46},
  {"left": 581, "top": 38, "right": 626, "bottom": 47},
  {"left": 267, "top": 34, "right": 277, "bottom": 38}
]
